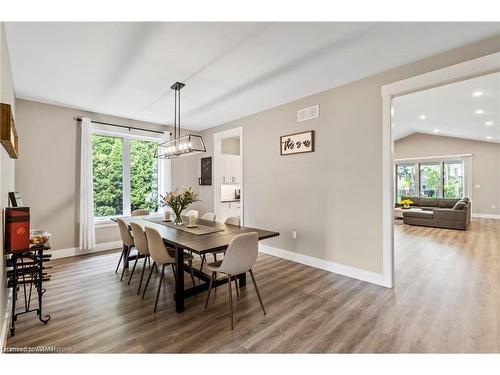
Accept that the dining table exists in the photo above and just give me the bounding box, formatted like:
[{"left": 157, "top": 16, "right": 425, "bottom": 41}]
[{"left": 112, "top": 214, "right": 279, "bottom": 313}]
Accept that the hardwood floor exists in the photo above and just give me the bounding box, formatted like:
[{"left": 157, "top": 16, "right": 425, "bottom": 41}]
[{"left": 6, "top": 218, "right": 500, "bottom": 353}]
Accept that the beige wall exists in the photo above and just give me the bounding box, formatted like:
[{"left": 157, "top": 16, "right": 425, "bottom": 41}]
[
  {"left": 0, "top": 22, "right": 16, "bottom": 343},
  {"left": 395, "top": 133, "right": 500, "bottom": 216},
  {"left": 14, "top": 99, "right": 172, "bottom": 251},
  {"left": 172, "top": 34, "right": 500, "bottom": 274},
  {"left": 221, "top": 137, "right": 240, "bottom": 155}
]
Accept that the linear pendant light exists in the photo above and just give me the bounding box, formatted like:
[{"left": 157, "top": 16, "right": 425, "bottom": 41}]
[{"left": 156, "top": 82, "right": 206, "bottom": 159}]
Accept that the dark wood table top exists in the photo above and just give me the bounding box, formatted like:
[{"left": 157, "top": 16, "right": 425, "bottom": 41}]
[{"left": 112, "top": 214, "right": 279, "bottom": 255}]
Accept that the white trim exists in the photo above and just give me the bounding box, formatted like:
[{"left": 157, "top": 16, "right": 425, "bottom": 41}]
[
  {"left": 1, "top": 289, "right": 13, "bottom": 351},
  {"left": 472, "top": 214, "right": 500, "bottom": 220},
  {"left": 94, "top": 219, "right": 118, "bottom": 228},
  {"left": 213, "top": 126, "right": 244, "bottom": 225},
  {"left": 394, "top": 153, "right": 472, "bottom": 163},
  {"left": 382, "top": 51, "right": 500, "bottom": 290},
  {"left": 47, "top": 241, "right": 122, "bottom": 260},
  {"left": 259, "top": 244, "right": 385, "bottom": 287}
]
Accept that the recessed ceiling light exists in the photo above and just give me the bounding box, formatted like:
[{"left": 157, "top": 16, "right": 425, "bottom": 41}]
[
  {"left": 486, "top": 136, "right": 493, "bottom": 140},
  {"left": 420, "top": 115, "right": 427, "bottom": 120},
  {"left": 433, "top": 129, "right": 440, "bottom": 133},
  {"left": 475, "top": 109, "right": 484, "bottom": 114},
  {"left": 485, "top": 121, "right": 493, "bottom": 126},
  {"left": 472, "top": 91, "right": 483, "bottom": 97}
]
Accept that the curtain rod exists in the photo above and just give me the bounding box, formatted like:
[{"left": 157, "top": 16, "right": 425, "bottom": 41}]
[{"left": 74, "top": 117, "right": 171, "bottom": 135}]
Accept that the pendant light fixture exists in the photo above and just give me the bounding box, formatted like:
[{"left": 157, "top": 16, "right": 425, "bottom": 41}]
[{"left": 156, "top": 82, "right": 206, "bottom": 159}]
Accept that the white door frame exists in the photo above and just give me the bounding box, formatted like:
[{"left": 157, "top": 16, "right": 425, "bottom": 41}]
[
  {"left": 381, "top": 51, "right": 500, "bottom": 288},
  {"left": 213, "top": 126, "right": 244, "bottom": 224}
]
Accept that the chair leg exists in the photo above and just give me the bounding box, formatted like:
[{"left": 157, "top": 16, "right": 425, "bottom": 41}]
[
  {"left": 213, "top": 253, "right": 218, "bottom": 262},
  {"left": 142, "top": 262, "right": 156, "bottom": 299},
  {"left": 200, "top": 254, "right": 206, "bottom": 273},
  {"left": 147, "top": 257, "right": 151, "bottom": 268},
  {"left": 204, "top": 271, "right": 215, "bottom": 310},
  {"left": 115, "top": 248, "right": 124, "bottom": 274},
  {"left": 137, "top": 256, "right": 148, "bottom": 295},
  {"left": 188, "top": 260, "right": 197, "bottom": 291},
  {"left": 227, "top": 273, "right": 234, "bottom": 330},
  {"left": 120, "top": 246, "right": 129, "bottom": 281},
  {"left": 234, "top": 276, "right": 239, "bottom": 298},
  {"left": 171, "top": 264, "right": 176, "bottom": 280},
  {"left": 154, "top": 265, "right": 166, "bottom": 313},
  {"left": 249, "top": 269, "right": 266, "bottom": 315},
  {"left": 127, "top": 254, "right": 139, "bottom": 285}
]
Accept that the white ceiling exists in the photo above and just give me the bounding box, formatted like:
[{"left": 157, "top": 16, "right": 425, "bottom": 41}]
[
  {"left": 5, "top": 22, "right": 500, "bottom": 131},
  {"left": 393, "top": 72, "right": 500, "bottom": 143}
]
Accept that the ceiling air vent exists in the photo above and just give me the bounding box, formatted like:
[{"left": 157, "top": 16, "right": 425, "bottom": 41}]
[{"left": 297, "top": 105, "right": 319, "bottom": 122}]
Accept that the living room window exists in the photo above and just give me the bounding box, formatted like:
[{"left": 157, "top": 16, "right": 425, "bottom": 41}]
[
  {"left": 395, "top": 159, "right": 465, "bottom": 202},
  {"left": 92, "top": 133, "right": 160, "bottom": 219}
]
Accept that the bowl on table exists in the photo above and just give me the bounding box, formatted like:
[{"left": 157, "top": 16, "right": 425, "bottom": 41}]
[{"left": 30, "top": 230, "right": 52, "bottom": 245}]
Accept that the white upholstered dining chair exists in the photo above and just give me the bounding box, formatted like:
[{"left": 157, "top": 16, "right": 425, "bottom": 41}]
[
  {"left": 129, "top": 223, "right": 152, "bottom": 295},
  {"left": 225, "top": 215, "right": 240, "bottom": 226},
  {"left": 144, "top": 227, "right": 197, "bottom": 312},
  {"left": 186, "top": 210, "right": 199, "bottom": 219},
  {"left": 116, "top": 218, "right": 135, "bottom": 281},
  {"left": 201, "top": 212, "right": 216, "bottom": 221},
  {"left": 204, "top": 232, "right": 266, "bottom": 330},
  {"left": 131, "top": 209, "right": 150, "bottom": 216}
]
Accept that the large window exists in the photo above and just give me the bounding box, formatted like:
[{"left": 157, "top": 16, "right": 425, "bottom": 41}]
[
  {"left": 92, "top": 134, "right": 160, "bottom": 218},
  {"left": 396, "top": 164, "right": 416, "bottom": 203},
  {"left": 395, "top": 159, "right": 465, "bottom": 202},
  {"left": 419, "top": 162, "right": 441, "bottom": 198}
]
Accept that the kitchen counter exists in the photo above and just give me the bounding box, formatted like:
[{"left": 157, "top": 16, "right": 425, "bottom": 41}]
[{"left": 221, "top": 199, "right": 240, "bottom": 203}]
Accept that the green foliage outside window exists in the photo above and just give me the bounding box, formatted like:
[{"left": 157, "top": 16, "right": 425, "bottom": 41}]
[{"left": 92, "top": 135, "right": 158, "bottom": 217}]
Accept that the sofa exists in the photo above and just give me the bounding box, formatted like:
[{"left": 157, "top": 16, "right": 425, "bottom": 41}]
[{"left": 398, "top": 196, "right": 471, "bottom": 230}]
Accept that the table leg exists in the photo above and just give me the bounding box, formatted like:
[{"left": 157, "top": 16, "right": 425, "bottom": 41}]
[
  {"left": 10, "top": 255, "right": 17, "bottom": 336},
  {"left": 238, "top": 272, "right": 246, "bottom": 287},
  {"left": 174, "top": 246, "right": 185, "bottom": 313}
]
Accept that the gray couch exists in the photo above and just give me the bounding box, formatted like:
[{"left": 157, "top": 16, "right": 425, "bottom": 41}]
[{"left": 398, "top": 196, "right": 471, "bottom": 230}]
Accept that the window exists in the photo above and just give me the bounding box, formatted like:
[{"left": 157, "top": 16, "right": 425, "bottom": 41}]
[
  {"left": 443, "top": 161, "right": 464, "bottom": 198},
  {"left": 419, "top": 162, "right": 441, "bottom": 198},
  {"left": 396, "top": 164, "right": 416, "bottom": 203},
  {"left": 395, "top": 159, "right": 465, "bottom": 202},
  {"left": 92, "top": 133, "right": 160, "bottom": 219}
]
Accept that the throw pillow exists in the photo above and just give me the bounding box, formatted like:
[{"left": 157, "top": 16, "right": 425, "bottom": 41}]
[{"left": 453, "top": 201, "right": 466, "bottom": 210}]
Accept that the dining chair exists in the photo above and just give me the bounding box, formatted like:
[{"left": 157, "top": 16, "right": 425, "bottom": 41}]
[
  {"left": 186, "top": 210, "right": 199, "bottom": 219},
  {"left": 225, "top": 215, "right": 241, "bottom": 226},
  {"left": 116, "top": 218, "right": 135, "bottom": 281},
  {"left": 144, "top": 227, "right": 197, "bottom": 312},
  {"left": 202, "top": 212, "right": 216, "bottom": 221},
  {"left": 129, "top": 222, "right": 153, "bottom": 295},
  {"left": 131, "top": 209, "right": 150, "bottom": 216},
  {"left": 204, "top": 232, "right": 266, "bottom": 330}
]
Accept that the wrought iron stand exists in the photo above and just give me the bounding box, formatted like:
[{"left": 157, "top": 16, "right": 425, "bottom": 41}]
[{"left": 6, "top": 243, "right": 52, "bottom": 336}]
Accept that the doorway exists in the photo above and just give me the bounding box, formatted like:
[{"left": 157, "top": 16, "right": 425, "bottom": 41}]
[
  {"left": 213, "top": 127, "right": 243, "bottom": 224},
  {"left": 381, "top": 51, "right": 500, "bottom": 288}
]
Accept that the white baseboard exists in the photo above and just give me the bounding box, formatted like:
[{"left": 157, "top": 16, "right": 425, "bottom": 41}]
[
  {"left": 48, "top": 241, "right": 122, "bottom": 259},
  {"left": 258, "top": 244, "right": 387, "bottom": 287},
  {"left": 472, "top": 213, "right": 500, "bottom": 220},
  {"left": 1, "top": 289, "right": 13, "bottom": 351}
]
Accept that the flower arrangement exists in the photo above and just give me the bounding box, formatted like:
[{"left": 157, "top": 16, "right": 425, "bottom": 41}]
[
  {"left": 400, "top": 199, "right": 413, "bottom": 209},
  {"left": 160, "top": 187, "right": 199, "bottom": 224}
]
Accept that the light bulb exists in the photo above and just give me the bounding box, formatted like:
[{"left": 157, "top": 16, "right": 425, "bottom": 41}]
[{"left": 188, "top": 142, "right": 192, "bottom": 149}]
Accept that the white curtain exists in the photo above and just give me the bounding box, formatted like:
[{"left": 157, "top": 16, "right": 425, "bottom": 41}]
[
  {"left": 79, "top": 117, "right": 96, "bottom": 250},
  {"left": 462, "top": 156, "right": 473, "bottom": 200}
]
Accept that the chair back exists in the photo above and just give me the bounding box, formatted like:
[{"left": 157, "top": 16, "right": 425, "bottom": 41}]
[
  {"left": 131, "top": 209, "right": 150, "bottom": 216},
  {"left": 218, "top": 232, "right": 258, "bottom": 275},
  {"left": 186, "top": 210, "right": 199, "bottom": 219},
  {"left": 117, "top": 218, "right": 134, "bottom": 247},
  {"left": 225, "top": 215, "right": 240, "bottom": 226},
  {"left": 202, "top": 212, "right": 216, "bottom": 221},
  {"left": 145, "top": 227, "right": 175, "bottom": 265},
  {"left": 130, "top": 222, "right": 149, "bottom": 255}
]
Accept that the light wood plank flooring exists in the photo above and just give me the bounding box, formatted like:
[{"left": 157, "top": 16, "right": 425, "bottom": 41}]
[{"left": 6, "top": 218, "right": 500, "bottom": 353}]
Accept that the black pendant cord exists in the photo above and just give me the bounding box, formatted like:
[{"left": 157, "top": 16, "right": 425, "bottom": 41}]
[
  {"left": 178, "top": 87, "right": 181, "bottom": 138},
  {"left": 174, "top": 88, "right": 177, "bottom": 140}
]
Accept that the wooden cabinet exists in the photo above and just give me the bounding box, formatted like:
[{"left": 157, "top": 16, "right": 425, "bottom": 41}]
[{"left": 222, "top": 154, "right": 241, "bottom": 184}]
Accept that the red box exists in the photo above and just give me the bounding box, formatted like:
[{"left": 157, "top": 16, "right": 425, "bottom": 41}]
[{"left": 5, "top": 207, "right": 30, "bottom": 252}]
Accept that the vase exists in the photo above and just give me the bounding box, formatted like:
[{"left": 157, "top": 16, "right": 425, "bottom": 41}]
[
  {"left": 403, "top": 204, "right": 410, "bottom": 209},
  {"left": 173, "top": 210, "right": 183, "bottom": 225}
]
